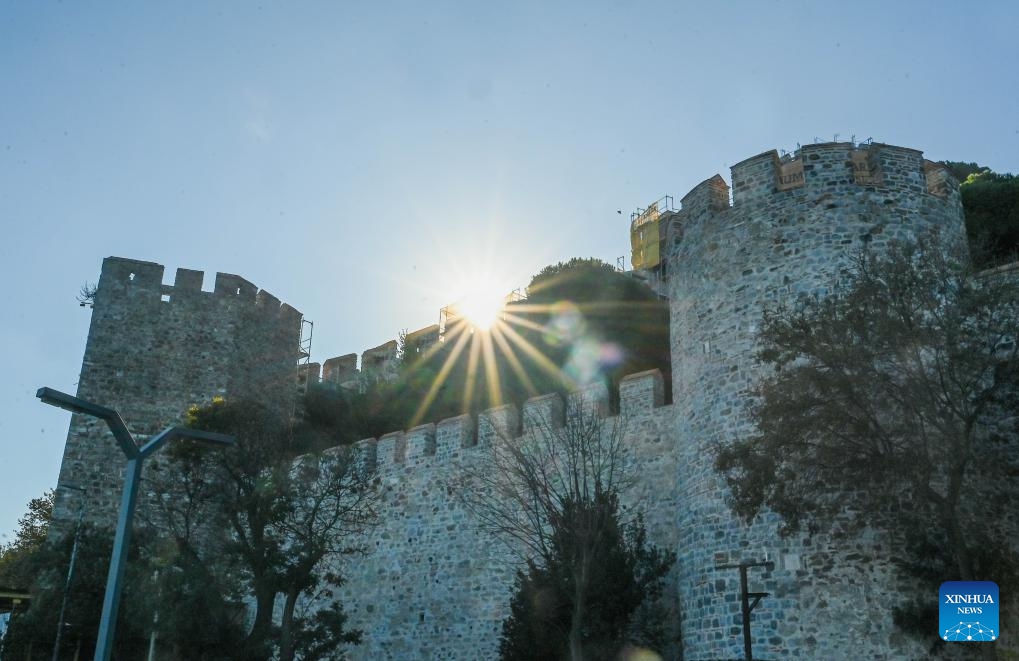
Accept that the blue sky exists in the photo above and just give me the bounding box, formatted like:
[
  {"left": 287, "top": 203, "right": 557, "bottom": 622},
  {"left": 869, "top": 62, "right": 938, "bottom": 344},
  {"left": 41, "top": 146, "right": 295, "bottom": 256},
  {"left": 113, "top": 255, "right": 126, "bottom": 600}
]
[{"left": 2, "top": 0, "right": 1017, "bottom": 541}]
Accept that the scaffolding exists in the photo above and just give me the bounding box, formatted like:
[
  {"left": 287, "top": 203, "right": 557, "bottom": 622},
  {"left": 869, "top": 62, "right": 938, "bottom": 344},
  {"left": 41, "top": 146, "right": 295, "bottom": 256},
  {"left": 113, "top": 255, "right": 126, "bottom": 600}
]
[
  {"left": 630, "top": 195, "right": 677, "bottom": 271},
  {"left": 295, "top": 317, "right": 315, "bottom": 398},
  {"left": 299, "top": 318, "right": 313, "bottom": 364}
]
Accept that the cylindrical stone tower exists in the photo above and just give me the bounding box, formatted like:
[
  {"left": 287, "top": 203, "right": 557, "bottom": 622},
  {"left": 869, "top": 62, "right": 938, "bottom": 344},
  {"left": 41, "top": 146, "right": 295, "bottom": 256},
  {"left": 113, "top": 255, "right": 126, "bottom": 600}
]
[{"left": 667, "top": 143, "right": 965, "bottom": 659}]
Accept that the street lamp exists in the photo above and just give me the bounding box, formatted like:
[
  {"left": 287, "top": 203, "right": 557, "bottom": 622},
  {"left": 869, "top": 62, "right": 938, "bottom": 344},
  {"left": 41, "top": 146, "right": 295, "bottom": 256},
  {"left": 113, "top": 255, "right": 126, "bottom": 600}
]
[
  {"left": 715, "top": 559, "right": 775, "bottom": 661},
  {"left": 52, "top": 483, "right": 86, "bottom": 661},
  {"left": 37, "top": 387, "right": 234, "bottom": 661}
]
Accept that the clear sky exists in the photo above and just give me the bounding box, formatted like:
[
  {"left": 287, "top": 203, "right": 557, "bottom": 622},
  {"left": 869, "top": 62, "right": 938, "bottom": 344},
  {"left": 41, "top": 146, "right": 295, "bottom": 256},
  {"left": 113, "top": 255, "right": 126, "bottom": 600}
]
[{"left": 2, "top": 1, "right": 1017, "bottom": 542}]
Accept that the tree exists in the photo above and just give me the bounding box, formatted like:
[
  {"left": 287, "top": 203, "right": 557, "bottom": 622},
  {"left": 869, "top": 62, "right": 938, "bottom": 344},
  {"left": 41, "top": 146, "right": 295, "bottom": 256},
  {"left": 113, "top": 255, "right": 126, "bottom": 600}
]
[
  {"left": 75, "top": 282, "right": 97, "bottom": 309},
  {"left": 146, "top": 545, "right": 249, "bottom": 661},
  {"left": 1, "top": 523, "right": 157, "bottom": 660},
  {"left": 499, "top": 495, "right": 673, "bottom": 661},
  {"left": 715, "top": 234, "right": 1019, "bottom": 657},
  {"left": 150, "top": 397, "right": 377, "bottom": 661},
  {"left": 289, "top": 580, "right": 362, "bottom": 660},
  {"left": 458, "top": 398, "right": 675, "bottom": 661},
  {"left": 528, "top": 257, "right": 620, "bottom": 287},
  {"left": 297, "top": 258, "right": 671, "bottom": 443},
  {"left": 352, "top": 257, "right": 673, "bottom": 430},
  {"left": 940, "top": 161, "right": 991, "bottom": 184},
  {"left": 0, "top": 493, "right": 214, "bottom": 659},
  {"left": 521, "top": 258, "right": 671, "bottom": 399},
  {"left": 960, "top": 171, "right": 1019, "bottom": 267},
  {"left": 0, "top": 490, "right": 54, "bottom": 590},
  {"left": 939, "top": 161, "right": 1019, "bottom": 267}
]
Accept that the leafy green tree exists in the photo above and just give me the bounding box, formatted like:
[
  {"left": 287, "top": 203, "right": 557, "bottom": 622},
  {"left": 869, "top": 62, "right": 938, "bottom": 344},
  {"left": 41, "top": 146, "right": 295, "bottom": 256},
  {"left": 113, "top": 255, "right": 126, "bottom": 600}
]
[
  {"left": 0, "top": 492, "right": 236, "bottom": 660},
  {"left": 520, "top": 258, "right": 671, "bottom": 400},
  {"left": 301, "top": 257, "right": 670, "bottom": 439},
  {"left": 499, "top": 494, "right": 673, "bottom": 661},
  {"left": 1, "top": 523, "right": 156, "bottom": 661},
  {"left": 302, "top": 381, "right": 356, "bottom": 443},
  {"left": 151, "top": 397, "right": 377, "bottom": 661},
  {"left": 939, "top": 161, "right": 1019, "bottom": 267},
  {"left": 0, "top": 490, "right": 53, "bottom": 590},
  {"left": 715, "top": 235, "right": 1019, "bottom": 657},
  {"left": 459, "top": 400, "right": 675, "bottom": 661},
  {"left": 147, "top": 544, "right": 249, "bottom": 660},
  {"left": 940, "top": 160, "right": 991, "bottom": 183},
  {"left": 378, "top": 257, "right": 670, "bottom": 428},
  {"left": 528, "top": 257, "right": 620, "bottom": 286},
  {"left": 961, "top": 171, "right": 1019, "bottom": 267},
  {"left": 290, "top": 576, "right": 362, "bottom": 660}
]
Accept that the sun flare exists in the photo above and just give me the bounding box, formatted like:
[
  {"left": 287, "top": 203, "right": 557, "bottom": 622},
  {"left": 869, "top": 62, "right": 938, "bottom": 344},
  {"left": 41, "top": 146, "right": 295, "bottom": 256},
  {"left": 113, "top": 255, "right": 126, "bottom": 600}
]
[{"left": 456, "top": 287, "right": 507, "bottom": 330}]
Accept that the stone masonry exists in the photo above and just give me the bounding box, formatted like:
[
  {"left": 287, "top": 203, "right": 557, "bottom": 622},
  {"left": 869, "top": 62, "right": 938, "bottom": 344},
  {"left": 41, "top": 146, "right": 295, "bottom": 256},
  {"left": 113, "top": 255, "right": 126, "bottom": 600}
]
[
  {"left": 53, "top": 258, "right": 302, "bottom": 525},
  {"left": 667, "top": 142, "right": 968, "bottom": 660},
  {"left": 52, "top": 141, "right": 1015, "bottom": 659},
  {"left": 331, "top": 372, "right": 680, "bottom": 659}
]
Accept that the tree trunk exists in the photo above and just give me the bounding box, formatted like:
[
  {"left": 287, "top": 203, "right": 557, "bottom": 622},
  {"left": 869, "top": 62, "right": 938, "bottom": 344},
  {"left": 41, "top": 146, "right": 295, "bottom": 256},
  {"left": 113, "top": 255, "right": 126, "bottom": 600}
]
[
  {"left": 569, "top": 603, "right": 584, "bottom": 661},
  {"left": 569, "top": 557, "right": 589, "bottom": 661},
  {"left": 279, "top": 585, "right": 301, "bottom": 661},
  {"left": 246, "top": 584, "right": 277, "bottom": 654},
  {"left": 945, "top": 491, "right": 997, "bottom": 661}
]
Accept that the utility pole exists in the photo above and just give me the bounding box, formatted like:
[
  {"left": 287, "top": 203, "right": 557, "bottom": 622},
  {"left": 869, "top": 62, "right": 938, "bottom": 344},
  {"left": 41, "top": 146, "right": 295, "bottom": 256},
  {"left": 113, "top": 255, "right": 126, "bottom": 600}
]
[
  {"left": 716, "top": 559, "right": 775, "bottom": 661},
  {"left": 37, "top": 387, "right": 234, "bottom": 661},
  {"left": 52, "top": 484, "right": 87, "bottom": 661}
]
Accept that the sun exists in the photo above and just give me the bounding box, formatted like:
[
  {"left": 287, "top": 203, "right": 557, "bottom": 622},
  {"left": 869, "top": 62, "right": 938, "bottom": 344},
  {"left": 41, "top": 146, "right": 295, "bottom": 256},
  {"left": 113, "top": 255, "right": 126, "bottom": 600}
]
[
  {"left": 408, "top": 273, "right": 584, "bottom": 428},
  {"left": 456, "top": 286, "right": 507, "bottom": 330}
]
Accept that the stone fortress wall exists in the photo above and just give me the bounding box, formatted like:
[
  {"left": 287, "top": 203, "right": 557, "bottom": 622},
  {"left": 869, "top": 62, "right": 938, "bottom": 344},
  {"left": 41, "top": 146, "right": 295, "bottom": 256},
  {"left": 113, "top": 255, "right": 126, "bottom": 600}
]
[
  {"left": 53, "top": 257, "right": 303, "bottom": 525},
  {"left": 667, "top": 142, "right": 967, "bottom": 660},
  {"left": 333, "top": 371, "right": 679, "bottom": 659},
  {"left": 299, "top": 324, "right": 443, "bottom": 392},
  {"left": 53, "top": 141, "right": 1006, "bottom": 659}
]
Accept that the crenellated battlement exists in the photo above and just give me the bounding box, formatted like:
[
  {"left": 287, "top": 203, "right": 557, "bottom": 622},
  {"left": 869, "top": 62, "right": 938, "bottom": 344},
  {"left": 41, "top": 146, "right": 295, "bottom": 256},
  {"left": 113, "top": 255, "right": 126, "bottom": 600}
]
[
  {"left": 324, "top": 368, "right": 679, "bottom": 658},
  {"left": 97, "top": 256, "right": 301, "bottom": 321},
  {"left": 300, "top": 322, "right": 444, "bottom": 388},
  {"left": 345, "top": 370, "right": 669, "bottom": 478},
  {"left": 672, "top": 142, "right": 958, "bottom": 218},
  {"left": 57, "top": 256, "right": 307, "bottom": 532},
  {"left": 55, "top": 139, "right": 991, "bottom": 660},
  {"left": 661, "top": 142, "right": 964, "bottom": 269},
  {"left": 678, "top": 174, "right": 730, "bottom": 218},
  {"left": 665, "top": 140, "right": 977, "bottom": 660}
]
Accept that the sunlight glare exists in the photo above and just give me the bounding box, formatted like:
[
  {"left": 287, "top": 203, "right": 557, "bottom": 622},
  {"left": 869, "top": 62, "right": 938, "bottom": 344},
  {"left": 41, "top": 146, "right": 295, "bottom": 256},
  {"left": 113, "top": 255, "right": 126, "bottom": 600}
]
[{"left": 457, "top": 285, "right": 507, "bottom": 330}]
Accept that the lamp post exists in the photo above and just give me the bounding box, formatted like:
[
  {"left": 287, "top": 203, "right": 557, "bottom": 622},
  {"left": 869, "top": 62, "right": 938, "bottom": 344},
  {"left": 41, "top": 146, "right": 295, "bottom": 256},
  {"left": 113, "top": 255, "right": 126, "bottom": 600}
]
[
  {"left": 52, "top": 483, "right": 86, "bottom": 661},
  {"left": 716, "top": 559, "right": 775, "bottom": 661},
  {"left": 37, "top": 387, "right": 234, "bottom": 661}
]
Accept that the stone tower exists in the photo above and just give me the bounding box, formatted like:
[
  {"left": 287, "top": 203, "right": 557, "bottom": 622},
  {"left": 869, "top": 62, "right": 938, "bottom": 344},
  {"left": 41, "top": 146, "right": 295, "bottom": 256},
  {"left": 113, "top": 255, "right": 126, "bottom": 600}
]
[
  {"left": 52, "top": 257, "right": 303, "bottom": 525},
  {"left": 47, "top": 141, "right": 988, "bottom": 659},
  {"left": 667, "top": 143, "right": 965, "bottom": 659}
]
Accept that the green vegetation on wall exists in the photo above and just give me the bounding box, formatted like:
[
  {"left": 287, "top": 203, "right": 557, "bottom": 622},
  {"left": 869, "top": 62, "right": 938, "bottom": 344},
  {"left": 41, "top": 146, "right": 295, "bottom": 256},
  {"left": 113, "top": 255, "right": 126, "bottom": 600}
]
[
  {"left": 301, "top": 258, "right": 670, "bottom": 444},
  {"left": 942, "top": 161, "right": 1019, "bottom": 267}
]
